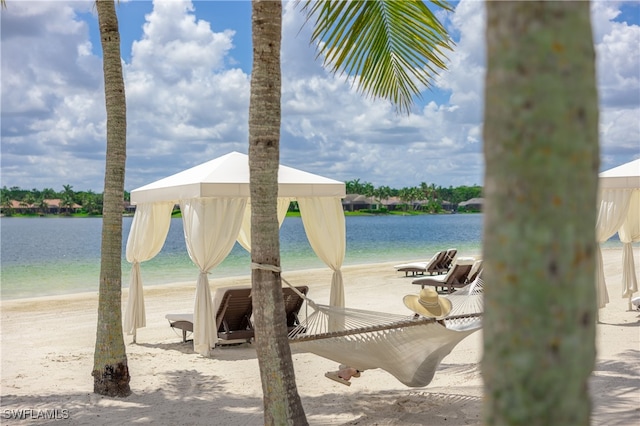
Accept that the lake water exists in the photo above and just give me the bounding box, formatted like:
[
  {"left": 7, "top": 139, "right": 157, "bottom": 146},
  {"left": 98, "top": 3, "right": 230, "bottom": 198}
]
[{"left": 0, "top": 214, "right": 621, "bottom": 300}]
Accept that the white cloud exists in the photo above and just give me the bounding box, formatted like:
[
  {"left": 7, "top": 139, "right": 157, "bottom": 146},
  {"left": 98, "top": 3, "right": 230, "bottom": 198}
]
[
  {"left": 123, "top": 0, "right": 250, "bottom": 187},
  {"left": 1, "top": 0, "right": 637, "bottom": 192}
]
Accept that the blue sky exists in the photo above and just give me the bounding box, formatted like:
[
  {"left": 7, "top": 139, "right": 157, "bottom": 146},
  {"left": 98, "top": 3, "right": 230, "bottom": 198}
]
[{"left": 1, "top": 0, "right": 639, "bottom": 193}]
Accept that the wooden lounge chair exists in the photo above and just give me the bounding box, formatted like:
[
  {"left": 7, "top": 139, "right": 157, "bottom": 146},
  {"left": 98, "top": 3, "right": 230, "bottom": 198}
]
[
  {"left": 282, "top": 286, "right": 309, "bottom": 331},
  {"left": 437, "top": 248, "right": 458, "bottom": 271},
  {"left": 394, "top": 250, "right": 449, "bottom": 277},
  {"left": 166, "top": 285, "right": 309, "bottom": 345},
  {"left": 466, "top": 260, "right": 483, "bottom": 284},
  {"left": 215, "top": 287, "right": 255, "bottom": 342},
  {"left": 412, "top": 257, "right": 475, "bottom": 293}
]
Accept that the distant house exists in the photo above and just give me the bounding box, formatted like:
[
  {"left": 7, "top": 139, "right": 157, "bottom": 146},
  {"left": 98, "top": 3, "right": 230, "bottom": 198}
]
[
  {"left": 3, "top": 199, "right": 81, "bottom": 215},
  {"left": 375, "top": 196, "right": 404, "bottom": 211},
  {"left": 441, "top": 200, "right": 454, "bottom": 212},
  {"left": 458, "top": 197, "right": 484, "bottom": 211},
  {"left": 123, "top": 201, "right": 136, "bottom": 214},
  {"left": 43, "top": 199, "right": 82, "bottom": 214},
  {"left": 8, "top": 200, "right": 37, "bottom": 214},
  {"left": 342, "top": 194, "right": 377, "bottom": 211}
]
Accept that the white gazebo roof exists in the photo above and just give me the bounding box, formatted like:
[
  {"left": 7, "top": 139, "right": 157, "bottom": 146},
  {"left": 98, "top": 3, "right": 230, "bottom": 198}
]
[
  {"left": 130, "top": 151, "right": 345, "bottom": 203},
  {"left": 599, "top": 158, "right": 640, "bottom": 189}
]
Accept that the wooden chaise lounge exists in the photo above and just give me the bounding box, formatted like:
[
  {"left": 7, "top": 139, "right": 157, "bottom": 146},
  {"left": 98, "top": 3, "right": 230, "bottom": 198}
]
[
  {"left": 394, "top": 250, "right": 451, "bottom": 277},
  {"left": 166, "top": 285, "right": 309, "bottom": 344},
  {"left": 412, "top": 257, "right": 476, "bottom": 293}
]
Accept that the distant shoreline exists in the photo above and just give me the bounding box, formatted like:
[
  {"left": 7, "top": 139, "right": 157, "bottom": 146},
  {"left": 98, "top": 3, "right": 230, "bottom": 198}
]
[{"left": 1, "top": 210, "right": 481, "bottom": 219}]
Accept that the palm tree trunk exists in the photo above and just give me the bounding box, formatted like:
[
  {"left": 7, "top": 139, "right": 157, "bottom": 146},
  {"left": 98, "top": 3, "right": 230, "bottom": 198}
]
[
  {"left": 249, "top": 0, "right": 307, "bottom": 424},
  {"left": 482, "top": 1, "right": 598, "bottom": 424},
  {"left": 92, "top": 0, "right": 131, "bottom": 397}
]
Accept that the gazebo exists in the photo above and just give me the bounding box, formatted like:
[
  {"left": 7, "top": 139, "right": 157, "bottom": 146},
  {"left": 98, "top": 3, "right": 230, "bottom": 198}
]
[
  {"left": 596, "top": 158, "right": 640, "bottom": 309},
  {"left": 123, "top": 152, "right": 346, "bottom": 355}
]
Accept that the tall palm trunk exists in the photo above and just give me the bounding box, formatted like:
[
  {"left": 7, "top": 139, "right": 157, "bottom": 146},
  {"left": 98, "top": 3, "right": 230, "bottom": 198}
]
[
  {"left": 249, "top": 0, "right": 307, "bottom": 424},
  {"left": 482, "top": 1, "right": 598, "bottom": 423},
  {"left": 92, "top": 0, "right": 131, "bottom": 397}
]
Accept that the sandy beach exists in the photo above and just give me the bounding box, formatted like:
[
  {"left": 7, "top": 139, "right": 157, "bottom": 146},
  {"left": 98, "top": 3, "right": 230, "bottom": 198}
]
[{"left": 1, "top": 247, "right": 638, "bottom": 425}]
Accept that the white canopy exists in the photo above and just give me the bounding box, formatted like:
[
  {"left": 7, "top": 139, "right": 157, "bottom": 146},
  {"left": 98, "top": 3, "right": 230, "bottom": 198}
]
[
  {"left": 596, "top": 159, "right": 640, "bottom": 309},
  {"left": 124, "top": 152, "right": 346, "bottom": 355}
]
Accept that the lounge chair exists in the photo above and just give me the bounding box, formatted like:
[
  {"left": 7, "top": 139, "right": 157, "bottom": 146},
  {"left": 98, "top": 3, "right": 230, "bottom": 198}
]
[
  {"left": 466, "top": 259, "right": 483, "bottom": 284},
  {"left": 394, "top": 250, "right": 449, "bottom": 277},
  {"left": 412, "top": 257, "right": 476, "bottom": 293},
  {"left": 166, "top": 285, "right": 309, "bottom": 345},
  {"left": 437, "top": 248, "right": 458, "bottom": 271},
  {"left": 214, "top": 286, "right": 255, "bottom": 342},
  {"left": 282, "top": 286, "right": 309, "bottom": 330}
]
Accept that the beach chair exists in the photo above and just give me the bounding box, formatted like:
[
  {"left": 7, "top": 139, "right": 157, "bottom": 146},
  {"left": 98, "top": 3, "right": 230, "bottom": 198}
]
[
  {"left": 166, "top": 285, "right": 309, "bottom": 345},
  {"left": 215, "top": 287, "right": 255, "bottom": 342},
  {"left": 394, "top": 250, "right": 448, "bottom": 277},
  {"left": 437, "top": 248, "right": 458, "bottom": 271},
  {"left": 412, "top": 257, "right": 475, "bottom": 293},
  {"left": 164, "top": 286, "right": 253, "bottom": 344},
  {"left": 282, "top": 286, "right": 309, "bottom": 331},
  {"left": 466, "top": 259, "right": 483, "bottom": 284}
]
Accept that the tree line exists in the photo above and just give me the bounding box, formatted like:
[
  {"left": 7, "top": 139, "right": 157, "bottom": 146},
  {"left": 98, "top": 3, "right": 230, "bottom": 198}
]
[
  {"left": 345, "top": 179, "right": 482, "bottom": 206},
  {"left": 0, "top": 181, "right": 481, "bottom": 216},
  {"left": 0, "top": 185, "right": 131, "bottom": 216}
]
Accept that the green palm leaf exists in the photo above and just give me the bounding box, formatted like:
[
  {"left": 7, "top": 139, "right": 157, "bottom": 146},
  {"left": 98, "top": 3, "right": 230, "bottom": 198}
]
[{"left": 300, "top": 0, "right": 454, "bottom": 114}]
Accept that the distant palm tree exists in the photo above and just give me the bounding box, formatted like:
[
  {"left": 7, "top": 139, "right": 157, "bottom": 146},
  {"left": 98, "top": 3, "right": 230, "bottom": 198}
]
[
  {"left": 23, "top": 193, "right": 35, "bottom": 207},
  {"left": 345, "top": 178, "right": 362, "bottom": 194},
  {"left": 1, "top": 197, "right": 13, "bottom": 216},
  {"left": 374, "top": 185, "right": 392, "bottom": 205},
  {"left": 38, "top": 198, "right": 49, "bottom": 216},
  {"left": 42, "top": 188, "right": 57, "bottom": 199},
  {"left": 60, "top": 194, "right": 75, "bottom": 216},
  {"left": 249, "top": 1, "right": 453, "bottom": 423},
  {"left": 81, "top": 190, "right": 98, "bottom": 215}
]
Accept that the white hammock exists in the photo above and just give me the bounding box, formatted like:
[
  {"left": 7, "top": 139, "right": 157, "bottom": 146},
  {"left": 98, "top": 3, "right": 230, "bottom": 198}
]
[{"left": 286, "top": 278, "right": 484, "bottom": 387}]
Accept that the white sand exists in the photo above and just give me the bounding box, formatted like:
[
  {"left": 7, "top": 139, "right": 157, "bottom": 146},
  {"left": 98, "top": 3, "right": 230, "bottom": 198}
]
[{"left": 1, "top": 248, "right": 638, "bottom": 425}]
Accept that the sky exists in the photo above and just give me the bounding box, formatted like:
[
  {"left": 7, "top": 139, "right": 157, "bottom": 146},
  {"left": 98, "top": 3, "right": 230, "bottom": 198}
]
[{"left": 1, "top": 0, "right": 639, "bottom": 193}]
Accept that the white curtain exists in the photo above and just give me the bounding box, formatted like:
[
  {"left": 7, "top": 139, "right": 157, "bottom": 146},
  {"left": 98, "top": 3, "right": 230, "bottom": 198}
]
[
  {"left": 298, "top": 197, "right": 346, "bottom": 308},
  {"left": 237, "top": 197, "right": 291, "bottom": 251},
  {"left": 618, "top": 191, "right": 640, "bottom": 305},
  {"left": 595, "top": 189, "right": 633, "bottom": 308},
  {"left": 124, "top": 202, "right": 174, "bottom": 339},
  {"left": 180, "top": 197, "right": 247, "bottom": 356}
]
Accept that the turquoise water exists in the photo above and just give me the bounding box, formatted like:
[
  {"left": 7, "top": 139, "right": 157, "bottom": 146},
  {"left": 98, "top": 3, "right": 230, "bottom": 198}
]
[{"left": 0, "top": 214, "right": 622, "bottom": 300}]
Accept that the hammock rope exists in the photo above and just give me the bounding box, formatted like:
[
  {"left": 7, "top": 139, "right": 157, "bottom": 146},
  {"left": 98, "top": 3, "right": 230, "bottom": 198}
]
[{"left": 285, "top": 277, "right": 484, "bottom": 341}]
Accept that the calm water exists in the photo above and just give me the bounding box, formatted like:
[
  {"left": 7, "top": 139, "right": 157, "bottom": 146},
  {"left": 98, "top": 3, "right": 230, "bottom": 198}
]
[{"left": 4, "top": 213, "right": 618, "bottom": 300}]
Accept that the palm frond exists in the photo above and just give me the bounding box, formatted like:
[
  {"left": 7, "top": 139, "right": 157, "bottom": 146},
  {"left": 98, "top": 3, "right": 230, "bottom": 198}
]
[{"left": 300, "top": 0, "right": 454, "bottom": 114}]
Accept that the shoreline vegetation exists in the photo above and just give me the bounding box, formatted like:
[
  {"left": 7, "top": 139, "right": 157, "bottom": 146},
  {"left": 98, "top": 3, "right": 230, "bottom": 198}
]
[
  {"left": 0, "top": 181, "right": 483, "bottom": 217},
  {"left": 0, "top": 209, "right": 482, "bottom": 219}
]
